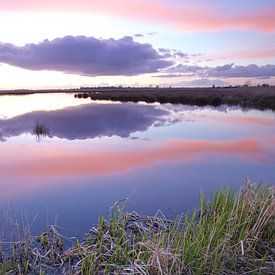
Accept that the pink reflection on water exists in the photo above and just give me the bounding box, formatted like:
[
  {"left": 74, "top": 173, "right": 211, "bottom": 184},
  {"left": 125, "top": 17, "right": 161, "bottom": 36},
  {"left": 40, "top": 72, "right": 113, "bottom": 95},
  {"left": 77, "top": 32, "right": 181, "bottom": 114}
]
[{"left": 0, "top": 138, "right": 273, "bottom": 198}]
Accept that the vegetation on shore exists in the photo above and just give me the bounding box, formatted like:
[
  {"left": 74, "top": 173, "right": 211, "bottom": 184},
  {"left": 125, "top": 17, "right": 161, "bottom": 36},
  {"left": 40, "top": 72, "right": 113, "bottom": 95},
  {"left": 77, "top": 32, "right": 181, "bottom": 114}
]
[
  {"left": 1, "top": 86, "right": 274, "bottom": 110},
  {"left": 0, "top": 183, "right": 274, "bottom": 274},
  {"left": 75, "top": 86, "right": 275, "bottom": 110}
]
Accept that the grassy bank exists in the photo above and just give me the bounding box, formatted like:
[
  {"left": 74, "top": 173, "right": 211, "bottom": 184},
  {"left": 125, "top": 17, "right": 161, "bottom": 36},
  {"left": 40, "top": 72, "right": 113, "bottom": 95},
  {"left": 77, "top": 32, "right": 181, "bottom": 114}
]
[
  {"left": 0, "top": 183, "right": 274, "bottom": 274},
  {"left": 75, "top": 86, "right": 275, "bottom": 111},
  {"left": 1, "top": 86, "right": 275, "bottom": 110}
]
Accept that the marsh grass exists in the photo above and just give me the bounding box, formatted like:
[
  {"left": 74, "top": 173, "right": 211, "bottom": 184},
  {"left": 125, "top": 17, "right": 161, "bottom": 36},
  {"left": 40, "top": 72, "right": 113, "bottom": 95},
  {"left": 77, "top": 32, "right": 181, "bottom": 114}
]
[
  {"left": 33, "top": 122, "right": 50, "bottom": 141},
  {"left": 0, "top": 183, "right": 274, "bottom": 274},
  {"left": 74, "top": 86, "right": 275, "bottom": 111}
]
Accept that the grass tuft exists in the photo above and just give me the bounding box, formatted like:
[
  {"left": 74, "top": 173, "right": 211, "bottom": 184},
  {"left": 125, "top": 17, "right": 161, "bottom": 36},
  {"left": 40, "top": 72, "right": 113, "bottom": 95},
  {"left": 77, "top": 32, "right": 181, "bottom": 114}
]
[{"left": 33, "top": 122, "right": 49, "bottom": 141}]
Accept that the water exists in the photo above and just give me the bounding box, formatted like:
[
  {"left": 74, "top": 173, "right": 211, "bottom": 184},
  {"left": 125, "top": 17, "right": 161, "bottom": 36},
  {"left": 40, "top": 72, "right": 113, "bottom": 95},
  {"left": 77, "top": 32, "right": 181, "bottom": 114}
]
[{"left": 0, "top": 93, "right": 274, "bottom": 236}]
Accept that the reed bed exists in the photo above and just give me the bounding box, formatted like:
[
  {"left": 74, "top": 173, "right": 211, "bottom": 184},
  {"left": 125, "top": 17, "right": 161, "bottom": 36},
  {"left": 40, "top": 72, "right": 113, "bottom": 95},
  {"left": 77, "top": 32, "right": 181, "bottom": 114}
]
[
  {"left": 32, "top": 122, "right": 49, "bottom": 141},
  {"left": 0, "top": 183, "right": 274, "bottom": 274}
]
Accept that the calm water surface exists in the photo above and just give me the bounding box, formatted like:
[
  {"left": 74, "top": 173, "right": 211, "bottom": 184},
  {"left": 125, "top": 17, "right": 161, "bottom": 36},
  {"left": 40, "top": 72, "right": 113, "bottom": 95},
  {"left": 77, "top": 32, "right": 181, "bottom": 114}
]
[{"left": 0, "top": 93, "right": 274, "bottom": 236}]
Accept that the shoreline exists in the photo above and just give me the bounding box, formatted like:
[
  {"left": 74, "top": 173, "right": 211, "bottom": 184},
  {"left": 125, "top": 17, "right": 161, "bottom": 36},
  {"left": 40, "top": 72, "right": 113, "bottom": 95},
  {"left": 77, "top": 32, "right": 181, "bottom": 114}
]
[
  {"left": 75, "top": 86, "right": 275, "bottom": 110},
  {"left": 1, "top": 86, "right": 275, "bottom": 110},
  {"left": 0, "top": 183, "right": 274, "bottom": 274}
]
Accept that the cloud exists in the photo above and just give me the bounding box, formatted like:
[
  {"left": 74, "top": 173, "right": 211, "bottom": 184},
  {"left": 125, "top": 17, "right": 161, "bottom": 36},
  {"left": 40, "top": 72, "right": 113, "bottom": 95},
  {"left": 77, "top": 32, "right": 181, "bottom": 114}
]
[
  {"left": 164, "top": 64, "right": 205, "bottom": 74},
  {"left": 1, "top": 0, "right": 274, "bottom": 31},
  {"left": 236, "top": 49, "right": 275, "bottom": 59},
  {"left": 176, "top": 78, "right": 229, "bottom": 87},
  {"left": 173, "top": 51, "right": 187, "bottom": 58},
  {"left": 157, "top": 48, "right": 171, "bottom": 58},
  {"left": 161, "top": 63, "right": 275, "bottom": 79},
  {"left": 154, "top": 73, "right": 189, "bottom": 78},
  {"left": 206, "top": 64, "right": 275, "bottom": 78},
  {"left": 208, "top": 49, "right": 275, "bottom": 61},
  {"left": 0, "top": 103, "right": 167, "bottom": 141},
  {"left": 134, "top": 32, "right": 157, "bottom": 38},
  {"left": 0, "top": 36, "right": 172, "bottom": 76},
  {"left": 158, "top": 49, "right": 188, "bottom": 59},
  {"left": 158, "top": 48, "right": 171, "bottom": 54}
]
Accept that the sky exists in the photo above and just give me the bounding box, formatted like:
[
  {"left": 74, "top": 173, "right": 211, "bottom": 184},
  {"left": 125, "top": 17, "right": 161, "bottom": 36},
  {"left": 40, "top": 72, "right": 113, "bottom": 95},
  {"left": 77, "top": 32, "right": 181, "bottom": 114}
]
[{"left": 0, "top": 0, "right": 275, "bottom": 89}]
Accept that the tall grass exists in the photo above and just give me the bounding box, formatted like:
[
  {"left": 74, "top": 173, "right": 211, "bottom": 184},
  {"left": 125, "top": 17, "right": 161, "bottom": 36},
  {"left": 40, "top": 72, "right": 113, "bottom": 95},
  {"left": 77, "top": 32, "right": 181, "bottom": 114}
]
[{"left": 0, "top": 183, "right": 274, "bottom": 274}]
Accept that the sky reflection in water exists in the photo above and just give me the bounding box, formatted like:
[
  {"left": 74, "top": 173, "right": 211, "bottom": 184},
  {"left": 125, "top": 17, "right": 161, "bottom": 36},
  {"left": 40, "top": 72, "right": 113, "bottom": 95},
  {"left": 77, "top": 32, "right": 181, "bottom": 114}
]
[{"left": 0, "top": 93, "right": 274, "bottom": 234}]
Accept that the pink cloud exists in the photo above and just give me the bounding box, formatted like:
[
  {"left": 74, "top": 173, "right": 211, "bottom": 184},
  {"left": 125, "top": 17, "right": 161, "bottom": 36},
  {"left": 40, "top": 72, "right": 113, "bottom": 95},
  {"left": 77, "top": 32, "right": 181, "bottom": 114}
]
[
  {"left": 230, "top": 49, "right": 275, "bottom": 59},
  {"left": 205, "top": 49, "right": 275, "bottom": 61},
  {"left": 0, "top": 0, "right": 274, "bottom": 31}
]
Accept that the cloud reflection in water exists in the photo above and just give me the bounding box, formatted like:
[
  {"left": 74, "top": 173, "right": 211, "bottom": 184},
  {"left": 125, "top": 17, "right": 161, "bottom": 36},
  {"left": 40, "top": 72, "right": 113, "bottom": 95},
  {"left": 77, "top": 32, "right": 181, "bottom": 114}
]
[{"left": 0, "top": 103, "right": 167, "bottom": 141}]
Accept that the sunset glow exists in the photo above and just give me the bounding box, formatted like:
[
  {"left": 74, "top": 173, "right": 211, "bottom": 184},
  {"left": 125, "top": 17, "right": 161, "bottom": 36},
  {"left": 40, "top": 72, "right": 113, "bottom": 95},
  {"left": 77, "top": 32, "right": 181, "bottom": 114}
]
[
  {"left": 0, "top": 2, "right": 274, "bottom": 270},
  {"left": 0, "top": 0, "right": 274, "bottom": 89}
]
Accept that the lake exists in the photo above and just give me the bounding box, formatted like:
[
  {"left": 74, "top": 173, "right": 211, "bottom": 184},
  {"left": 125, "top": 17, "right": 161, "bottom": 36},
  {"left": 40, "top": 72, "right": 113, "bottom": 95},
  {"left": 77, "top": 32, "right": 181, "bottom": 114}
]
[{"left": 0, "top": 93, "right": 274, "bottom": 237}]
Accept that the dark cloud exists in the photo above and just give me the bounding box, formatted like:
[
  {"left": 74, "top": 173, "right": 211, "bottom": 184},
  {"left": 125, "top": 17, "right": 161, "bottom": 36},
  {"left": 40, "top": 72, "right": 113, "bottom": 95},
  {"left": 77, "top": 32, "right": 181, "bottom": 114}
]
[
  {"left": 0, "top": 36, "right": 172, "bottom": 76},
  {"left": 163, "top": 64, "right": 206, "bottom": 75},
  {"left": 134, "top": 34, "right": 144, "bottom": 37},
  {"left": 0, "top": 103, "right": 167, "bottom": 141}
]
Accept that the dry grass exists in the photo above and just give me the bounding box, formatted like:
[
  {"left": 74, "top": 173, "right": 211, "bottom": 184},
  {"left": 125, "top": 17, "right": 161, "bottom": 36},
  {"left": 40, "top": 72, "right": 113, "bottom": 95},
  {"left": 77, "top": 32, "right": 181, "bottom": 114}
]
[
  {"left": 75, "top": 86, "right": 275, "bottom": 110},
  {"left": 0, "top": 183, "right": 274, "bottom": 274}
]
